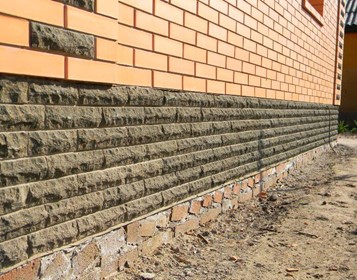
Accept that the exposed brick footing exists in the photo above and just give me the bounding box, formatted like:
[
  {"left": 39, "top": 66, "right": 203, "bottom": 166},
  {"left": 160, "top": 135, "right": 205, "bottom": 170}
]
[{"left": 0, "top": 143, "right": 334, "bottom": 280}]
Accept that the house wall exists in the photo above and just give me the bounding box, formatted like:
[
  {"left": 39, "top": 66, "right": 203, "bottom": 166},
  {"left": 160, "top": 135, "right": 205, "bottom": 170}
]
[
  {"left": 0, "top": 0, "right": 343, "bottom": 104},
  {"left": 0, "top": 0, "right": 344, "bottom": 277},
  {"left": 341, "top": 32, "right": 357, "bottom": 114}
]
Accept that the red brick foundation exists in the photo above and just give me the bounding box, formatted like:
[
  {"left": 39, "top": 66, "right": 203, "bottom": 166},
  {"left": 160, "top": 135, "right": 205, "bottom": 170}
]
[{"left": 0, "top": 142, "right": 334, "bottom": 280}]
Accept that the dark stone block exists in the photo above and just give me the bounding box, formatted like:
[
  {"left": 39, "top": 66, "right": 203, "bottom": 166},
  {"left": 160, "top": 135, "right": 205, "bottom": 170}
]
[
  {"left": 62, "top": 0, "right": 94, "bottom": 11},
  {"left": 30, "top": 22, "right": 94, "bottom": 57}
]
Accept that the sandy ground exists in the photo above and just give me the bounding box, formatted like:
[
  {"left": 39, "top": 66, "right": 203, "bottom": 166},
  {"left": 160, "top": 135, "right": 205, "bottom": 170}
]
[{"left": 117, "top": 136, "right": 357, "bottom": 280}]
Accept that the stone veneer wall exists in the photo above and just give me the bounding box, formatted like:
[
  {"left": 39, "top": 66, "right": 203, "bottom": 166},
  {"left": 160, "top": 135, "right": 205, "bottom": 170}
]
[{"left": 0, "top": 74, "right": 338, "bottom": 273}]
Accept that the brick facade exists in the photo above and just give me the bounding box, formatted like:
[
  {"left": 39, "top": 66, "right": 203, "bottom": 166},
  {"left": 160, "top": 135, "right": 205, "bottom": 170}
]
[
  {"left": 0, "top": 0, "right": 345, "bottom": 104},
  {"left": 0, "top": 0, "right": 344, "bottom": 277}
]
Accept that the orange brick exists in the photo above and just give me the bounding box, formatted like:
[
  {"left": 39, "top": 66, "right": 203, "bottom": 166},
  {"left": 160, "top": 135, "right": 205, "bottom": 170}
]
[
  {"left": 218, "top": 41, "right": 235, "bottom": 57},
  {"left": 248, "top": 75, "right": 260, "bottom": 87},
  {"left": 217, "top": 68, "right": 234, "bottom": 82},
  {"left": 219, "top": 13, "right": 236, "bottom": 31},
  {"left": 120, "top": 0, "right": 153, "bottom": 13},
  {"left": 197, "top": 33, "right": 217, "bottom": 52},
  {"left": 170, "top": 23, "right": 196, "bottom": 44},
  {"left": 184, "top": 44, "right": 207, "bottom": 63},
  {"left": 213, "top": 191, "right": 223, "bottom": 203},
  {"left": 185, "top": 12, "right": 208, "bottom": 34},
  {"left": 153, "top": 71, "right": 182, "bottom": 90},
  {"left": 228, "top": 5, "right": 244, "bottom": 23},
  {"left": 208, "top": 52, "right": 226, "bottom": 68},
  {"left": 117, "top": 65, "right": 152, "bottom": 86},
  {"left": 0, "top": 0, "right": 64, "bottom": 26},
  {"left": 207, "top": 80, "right": 225, "bottom": 94},
  {"left": 228, "top": 31, "right": 243, "bottom": 48},
  {"left": 118, "top": 3, "right": 134, "bottom": 26},
  {"left": 96, "top": 38, "right": 117, "bottom": 62},
  {"left": 234, "top": 72, "right": 248, "bottom": 84},
  {"left": 68, "top": 57, "right": 117, "bottom": 83},
  {"left": 250, "top": 53, "right": 261, "bottom": 65},
  {"left": 255, "top": 88, "right": 266, "bottom": 98},
  {"left": 136, "top": 10, "right": 169, "bottom": 36},
  {"left": 118, "top": 24, "right": 153, "bottom": 50},
  {"left": 171, "top": 204, "right": 189, "bottom": 221},
  {"left": 171, "top": 0, "right": 197, "bottom": 13},
  {"left": 236, "top": 22, "right": 251, "bottom": 38},
  {"left": 0, "top": 14, "right": 29, "bottom": 47},
  {"left": 117, "top": 44, "right": 133, "bottom": 65},
  {"left": 227, "top": 57, "right": 242, "bottom": 71},
  {"left": 96, "top": 0, "right": 118, "bottom": 18},
  {"left": 169, "top": 57, "right": 194, "bottom": 75},
  {"left": 208, "top": 22, "right": 227, "bottom": 41},
  {"left": 242, "top": 62, "right": 256, "bottom": 75},
  {"left": 244, "top": 14, "right": 257, "bottom": 30},
  {"left": 189, "top": 200, "right": 202, "bottom": 214},
  {"left": 210, "top": 0, "right": 228, "bottom": 14},
  {"left": 155, "top": 0, "right": 183, "bottom": 25},
  {"left": 198, "top": 2, "right": 219, "bottom": 24},
  {"left": 235, "top": 47, "right": 249, "bottom": 61},
  {"left": 0, "top": 45, "right": 64, "bottom": 78},
  {"left": 183, "top": 76, "right": 206, "bottom": 92},
  {"left": 135, "top": 49, "right": 167, "bottom": 71},
  {"left": 242, "top": 85, "right": 255, "bottom": 97},
  {"left": 243, "top": 38, "right": 257, "bottom": 52},
  {"left": 154, "top": 35, "right": 183, "bottom": 57},
  {"left": 202, "top": 194, "right": 213, "bottom": 207},
  {"left": 238, "top": 0, "right": 251, "bottom": 14},
  {"left": 196, "top": 63, "right": 216, "bottom": 79},
  {"left": 226, "top": 83, "right": 241, "bottom": 95},
  {"left": 67, "top": 6, "right": 117, "bottom": 39}
]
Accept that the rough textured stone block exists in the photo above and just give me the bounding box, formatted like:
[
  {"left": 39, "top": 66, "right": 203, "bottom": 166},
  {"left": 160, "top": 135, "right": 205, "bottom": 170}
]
[
  {"left": 78, "top": 127, "right": 129, "bottom": 150},
  {"left": 46, "top": 150, "right": 104, "bottom": 178},
  {"left": 0, "top": 186, "right": 28, "bottom": 215},
  {"left": 28, "top": 130, "right": 77, "bottom": 156},
  {"left": 126, "top": 193, "right": 163, "bottom": 221},
  {"left": 29, "top": 80, "right": 78, "bottom": 105},
  {"left": 104, "top": 146, "right": 146, "bottom": 168},
  {"left": 128, "top": 87, "right": 164, "bottom": 106},
  {"left": 162, "top": 123, "right": 191, "bottom": 139},
  {"left": 0, "top": 132, "right": 28, "bottom": 159},
  {"left": 77, "top": 205, "right": 126, "bottom": 239},
  {"left": 144, "top": 107, "right": 177, "bottom": 124},
  {"left": 0, "top": 105, "right": 45, "bottom": 131},
  {"left": 103, "top": 107, "right": 145, "bottom": 127},
  {"left": 31, "top": 22, "right": 94, "bottom": 57},
  {"left": 78, "top": 86, "right": 128, "bottom": 106},
  {"left": 127, "top": 125, "right": 164, "bottom": 145},
  {"left": 0, "top": 206, "right": 48, "bottom": 242},
  {"left": 29, "top": 220, "right": 78, "bottom": 255},
  {"left": 45, "top": 106, "right": 102, "bottom": 129},
  {"left": 118, "top": 181, "right": 145, "bottom": 204},
  {"left": 144, "top": 173, "right": 178, "bottom": 195},
  {"left": 0, "top": 236, "right": 29, "bottom": 269},
  {"left": 0, "top": 76, "right": 28, "bottom": 103},
  {"left": 45, "top": 192, "right": 105, "bottom": 226},
  {"left": 62, "top": 0, "right": 94, "bottom": 11},
  {"left": 0, "top": 157, "right": 47, "bottom": 187},
  {"left": 77, "top": 167, "right": 126, "bottom": 194},
  {"left": 125, "top": 160, "right": 164, "bottom": 183}
]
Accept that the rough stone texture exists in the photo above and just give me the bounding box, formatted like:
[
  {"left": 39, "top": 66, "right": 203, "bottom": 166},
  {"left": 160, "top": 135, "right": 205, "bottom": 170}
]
[
  {"left": 31, "top": 22, "right": 94, "bottom": 57},
  {"left": 61, "top": 0, "right": 94, "bottom": 11},
  {"left": 0, "top": 76, "right": 339, "bottom": 273},
  {"left": 0, "top": 76, "right": 28, "bottom": 104}
]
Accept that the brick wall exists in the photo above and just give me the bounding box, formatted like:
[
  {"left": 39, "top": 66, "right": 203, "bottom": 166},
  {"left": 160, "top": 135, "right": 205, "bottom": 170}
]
[
  {"left": 0, "top": 0, "right": 344, "bottom": 276},
  {"left": 0, "top": 0, "right": 345, "bottom": 104}
]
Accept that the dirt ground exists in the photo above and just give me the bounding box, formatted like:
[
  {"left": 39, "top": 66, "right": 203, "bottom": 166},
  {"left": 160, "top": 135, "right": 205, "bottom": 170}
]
[{"left": 117, "top": 136, "right": 357, "bottom": 280}]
